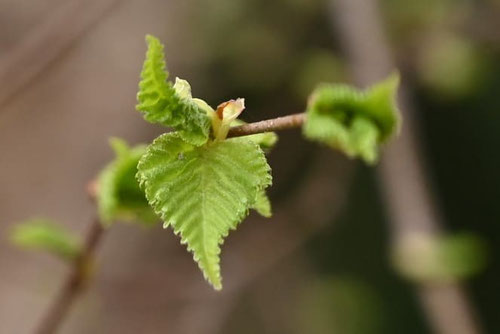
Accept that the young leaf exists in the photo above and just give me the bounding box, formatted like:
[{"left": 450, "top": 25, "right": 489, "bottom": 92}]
[
  {"left": 136, "top": 35, "right": 211, "bottom": 146},
  {"left": 137, "top": 133, "right": 272, "bottom": 289},
  {"left": 303, "top": 73, "right": 400, "bottom": 164},
  {"left": 10, "top": 218, "right": 81, "bottom": 261},
  {"left": 97, "top": 138, "right": 158, "bottom": 226},
  {"left": 212, "top": 99, "right": 246, "bottom": 141}
]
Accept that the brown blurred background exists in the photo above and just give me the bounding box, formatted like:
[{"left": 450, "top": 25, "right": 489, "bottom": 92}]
[{"left": 1, "top": 0, "right": 499, "bottom": 333}]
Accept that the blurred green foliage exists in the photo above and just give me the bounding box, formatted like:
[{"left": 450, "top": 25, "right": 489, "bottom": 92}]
[
  {"left": 417, "top": 35, "right": 487, "bottom": 98},
  {"left": 297, "top": 277, "right": 383, "bottom": 334},
  {"left": 10, "top": 218, "right": 81, "bottom": 261},
  {"left": 97, "top": 138, "right": 157, "bottom": 226},
  {"left": 292, "top": 49, "right": 347, "bottom": 99},
  {"left": 303, "top": 74, "right": 400, "bottom": 163},
  {"left": 393, "top": 233, "right": 486, "bottom": 283}
]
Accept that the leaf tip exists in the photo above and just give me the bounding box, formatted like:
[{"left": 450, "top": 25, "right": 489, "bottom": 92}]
[{"left": 145, "top": 34, "right": 159, "bottom": 45}]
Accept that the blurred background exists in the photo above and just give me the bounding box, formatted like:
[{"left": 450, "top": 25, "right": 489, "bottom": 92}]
[{"left": 0, "top": 0, "right": 499, "bottom": 333}]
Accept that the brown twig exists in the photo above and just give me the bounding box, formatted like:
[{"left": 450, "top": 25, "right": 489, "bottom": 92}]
[
  {"left": 227, "top": 113, "right": 306, "bottom": 138},
  {"left": 34, "top": 183, "right": 105, "bottom": 334}
]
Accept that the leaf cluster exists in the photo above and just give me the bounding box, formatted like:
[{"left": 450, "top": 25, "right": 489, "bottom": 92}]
[
  {"left": 135, "top": 36, "right": 275, "bottom": 289},
  {"left": 11, "top": 35, "right": 402, "bottom": 291}
]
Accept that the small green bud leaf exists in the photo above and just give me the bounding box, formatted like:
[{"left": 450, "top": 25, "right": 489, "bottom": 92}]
[
  {"left": 252, "top": 189, "right": 272, "bottom": 218},
  {"left": 212, "top": 99, "right": 246, "bottom": 141},
  {"left": 10, "top": 218, "right": 82, "bottom": 261},
  {"left": 303, "top": 73, "right": 400, "bottom": 163},
  {"left": 173, "top": 77, "right": 192, "bottom": 99},
  {"left": 97, "top": 138, "right": 158, "bottom": 226}
]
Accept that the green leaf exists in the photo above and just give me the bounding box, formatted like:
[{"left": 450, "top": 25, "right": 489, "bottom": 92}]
[
  {"left": 230, "top": 120, "right": 275, "bottom": 217},
  {"left": 136, "top": 35, "right": 211, "bottom": 146},
  {"left": 10, "top": 218, "right": 81, "bottom": 261},
  {"left": 97, "top": 138, "right": 158, "bottom": 226},
  {"left": 137, "top": 133, "right": 272, "bottom": 289},
  {"left": 253, "top": 189, "right": 272, "bottom": 218},
  {"left": 303, "top": 73, "right": 400, "bottom": 164}
]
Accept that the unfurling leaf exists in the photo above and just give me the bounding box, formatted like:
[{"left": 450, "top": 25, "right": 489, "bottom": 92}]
[
  {"left": 10, "top": 218, "right": 81, "bottom": 261},
  {"left": 136, "top": 35, "right": 211, "bottom": 145},
  {"left": 303, "top": 73, "right": 400, "bottom": 163},
  {"left": 97, "top": 138, "right": 157, "bottom": 226},
  {"left": 137, "top": 133, "right": 272, "bottom": 289},
  {"left": 212, "top": 99, "right": 246, "bottom": 141}
]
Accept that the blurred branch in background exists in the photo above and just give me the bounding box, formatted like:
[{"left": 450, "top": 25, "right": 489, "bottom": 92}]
[
  {"left": 0, "top": 0, "right": 125, "bottom": 109},
  {"left": 7, "top": 214, "right": 105, "bottom": 334},
  {"left": 329, "top": 0, "right": 482, "bottom": 333},
  {"left": 35, "top": 217, "right": 103, "bottom": 334}
]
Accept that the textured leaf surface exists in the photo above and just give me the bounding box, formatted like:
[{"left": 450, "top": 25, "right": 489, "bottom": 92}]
[
  {"left": 10, "top": 218, "right": 81, "bottom": 261},
  {"left": 97, "top": 138, "right": 157, "bottom": 226},
  {"left": 137, "top": 133, "right": 272, "bottom": 289},
  {"left": 303, "top": 74, "right": 400, "bottom": 163},
  {"left": 136, "top": 35, "right": 210, "bottom": 145},
  {"left": 231, "top": 120, "right": 276, "bottom": 217}
]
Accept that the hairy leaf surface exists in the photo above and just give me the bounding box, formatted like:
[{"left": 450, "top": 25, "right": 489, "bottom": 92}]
[
  {"left": 10, "top": 218, "right": 81, "bottom": 261},
  {"left": 303, "top": 74, "right": 400, "bottom": 163},
  {"left": 137, "top": 133, "right": 272, "bottom": 289},
  {"left": 136, "top": 35, "right": 211, "bottom": 145},
  {"left": 97, "top": 138, "right": 157, "bottom": 226}
]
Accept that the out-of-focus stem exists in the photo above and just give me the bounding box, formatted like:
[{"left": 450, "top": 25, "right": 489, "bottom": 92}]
[
  {"left": 34, "top": 182, "right": 104, "bottom": 334},
  {"left": 35, "top": 218, "right": 104, "bottom": 334},
  {"left": 329, "top": 0, "right": 482, "bottom": 333}
]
